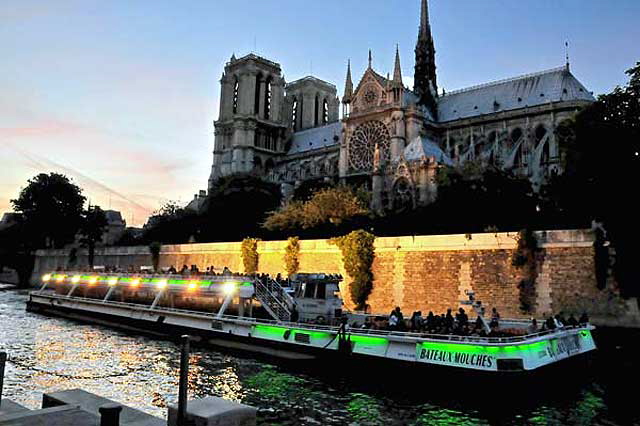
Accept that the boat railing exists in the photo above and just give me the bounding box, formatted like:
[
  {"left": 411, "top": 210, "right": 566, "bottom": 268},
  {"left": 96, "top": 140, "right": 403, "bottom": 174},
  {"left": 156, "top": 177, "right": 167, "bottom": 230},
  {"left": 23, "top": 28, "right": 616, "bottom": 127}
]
[{"left": 31, "top": 292, "right": 590, "bottom": 345}]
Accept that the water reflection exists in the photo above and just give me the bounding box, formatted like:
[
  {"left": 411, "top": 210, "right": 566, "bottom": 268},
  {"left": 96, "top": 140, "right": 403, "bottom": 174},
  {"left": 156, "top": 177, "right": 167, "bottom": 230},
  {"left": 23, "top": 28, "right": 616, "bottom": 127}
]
[{"left": 0, "top": 290, "right": 633, "bottom": 425}]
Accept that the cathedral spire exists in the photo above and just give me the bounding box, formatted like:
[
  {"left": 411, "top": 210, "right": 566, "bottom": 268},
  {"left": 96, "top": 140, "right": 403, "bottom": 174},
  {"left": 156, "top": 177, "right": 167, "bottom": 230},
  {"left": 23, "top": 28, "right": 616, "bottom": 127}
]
[
  {"left": 343, "top": 60, "right": 353, "bottom": 103},
  {"left": 414, "top": 0, "right": 438, "bottom": 119},
  {"left": 393, "top": 44, "right": 403, "bottom": 85},
  {"left": 368, "top": 49, "right": 373, "bottom": 69},
  {"left": 419, "top": 0, "right": 430, "bottom": 40}
]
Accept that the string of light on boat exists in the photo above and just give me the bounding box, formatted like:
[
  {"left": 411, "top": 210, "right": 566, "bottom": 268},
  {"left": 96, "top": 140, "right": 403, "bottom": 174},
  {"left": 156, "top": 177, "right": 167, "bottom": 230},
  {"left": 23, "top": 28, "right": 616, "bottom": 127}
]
[{"left": 41, "top": 273, "right": 250, "bottom": 295}]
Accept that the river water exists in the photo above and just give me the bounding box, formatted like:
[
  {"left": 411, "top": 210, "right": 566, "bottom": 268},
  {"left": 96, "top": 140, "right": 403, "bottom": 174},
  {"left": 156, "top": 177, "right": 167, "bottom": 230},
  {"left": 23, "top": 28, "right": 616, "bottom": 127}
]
[{"left": 0, "top": 289, "right": 638, "bottom": 425}]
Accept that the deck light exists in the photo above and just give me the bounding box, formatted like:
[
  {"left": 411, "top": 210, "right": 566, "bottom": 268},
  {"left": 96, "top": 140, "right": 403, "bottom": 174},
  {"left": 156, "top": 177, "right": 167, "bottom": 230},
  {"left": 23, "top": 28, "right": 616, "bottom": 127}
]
[
  {"left": 108, "top": 277, "right": 118, "bottom": 286},
  {"left": 131, "top": 278, "right": 140, "bottom": 288},
  {"left": 42, "top": 274, "right": 51, "bottom": 282},
  {"left": 71, "top": 275, "right": 81, "bottom": 284},
  {"left": 88, "top": 276, "right": 98, "bottom": 285},
  {"left": 157, "top": 279, "right": 168, "bottom": 290},
  {"left": 188, "top": 281, "right": 198, "bottom": 291},
  {"left": 222, "top": 282, "right": 236, "bottom": 295},
  {"left": 56, "top": 275, "right": 65, "bottom": 283}
]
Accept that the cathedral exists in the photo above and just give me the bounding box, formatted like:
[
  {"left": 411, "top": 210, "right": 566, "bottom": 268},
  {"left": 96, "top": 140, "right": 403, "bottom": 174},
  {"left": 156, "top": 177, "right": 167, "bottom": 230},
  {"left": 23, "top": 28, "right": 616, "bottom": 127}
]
[{"left": 206, "top": 0, "right": 594, "bottom": 212}]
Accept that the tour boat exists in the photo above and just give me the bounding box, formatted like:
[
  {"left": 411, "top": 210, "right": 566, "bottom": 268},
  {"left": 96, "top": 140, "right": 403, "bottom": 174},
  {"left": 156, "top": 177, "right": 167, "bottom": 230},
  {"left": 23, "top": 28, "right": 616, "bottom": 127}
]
[{"left": 27, "top": 271, "right": 596, "bottom": 373}]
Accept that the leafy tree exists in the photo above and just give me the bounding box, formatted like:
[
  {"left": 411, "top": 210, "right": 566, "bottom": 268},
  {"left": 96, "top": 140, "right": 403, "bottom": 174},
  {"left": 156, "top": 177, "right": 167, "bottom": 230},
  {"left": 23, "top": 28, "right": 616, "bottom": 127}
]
[
  {"left": 142, "top": 201, "right": 199, "bottom": 245},
  {"left": 264, "top": 186, "right": 370, "bottom": 233},
  {"left": 200, "top": 174, "right": 281, "bottom": 242},
  {"left": 330, "top": 230, "right": 376, "bottom": 310},
  {"left": 541, "top": 61, "right": 640, "bottom": 296},
  {"left": 78, "top": 206, "right": 108, "bottom": 268},
  {"left": 11, "top": 173, "right": 86, "bottom": 248}
]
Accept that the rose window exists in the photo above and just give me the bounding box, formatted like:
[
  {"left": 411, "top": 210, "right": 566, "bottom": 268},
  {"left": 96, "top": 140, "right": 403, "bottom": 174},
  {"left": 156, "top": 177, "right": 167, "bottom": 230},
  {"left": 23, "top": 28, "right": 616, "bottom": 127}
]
[{"left": 348, "top": 121, "right": 391, "bottom": 172}]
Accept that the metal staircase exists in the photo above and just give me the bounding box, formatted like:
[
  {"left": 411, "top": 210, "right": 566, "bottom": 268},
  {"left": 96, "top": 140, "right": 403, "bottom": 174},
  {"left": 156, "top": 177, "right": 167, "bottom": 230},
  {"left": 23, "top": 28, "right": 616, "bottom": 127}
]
[{"left": 253, "top": 277, "right": 294, "bottom": 323}]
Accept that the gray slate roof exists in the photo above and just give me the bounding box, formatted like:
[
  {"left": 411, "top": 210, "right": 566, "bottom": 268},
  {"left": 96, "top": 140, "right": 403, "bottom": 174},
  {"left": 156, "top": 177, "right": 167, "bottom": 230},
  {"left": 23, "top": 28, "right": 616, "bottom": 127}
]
[
  {"left": 403, "top": 135, "right": 453, "bottom": 166},
  {"left": 437, "top": 66, "right": 594, "bottom": 122},
  {"left": 288, "top": 122, "right": 342, "bottom": 155}
]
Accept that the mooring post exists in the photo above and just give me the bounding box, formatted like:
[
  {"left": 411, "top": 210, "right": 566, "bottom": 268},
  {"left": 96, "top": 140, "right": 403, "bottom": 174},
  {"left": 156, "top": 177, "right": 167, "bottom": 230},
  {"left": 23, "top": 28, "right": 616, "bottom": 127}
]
[
  {"left": 177, "top": 335, "right": 190, "bottom": 426},
  {"left": 99, "top": 403, "right": 123, "bottom": 426},
  {"left": 0, "top": 351, "right": 6, "bottom": 403}
]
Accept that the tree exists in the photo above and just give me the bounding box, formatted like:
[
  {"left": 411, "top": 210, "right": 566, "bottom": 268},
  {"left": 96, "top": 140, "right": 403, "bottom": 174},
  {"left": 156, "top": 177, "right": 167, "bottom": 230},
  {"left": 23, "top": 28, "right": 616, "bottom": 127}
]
[
  {"left": 264, "top": 186, "right": 370, "bottom": 233},
  {"left": 78, "top": 206, "right": 108, "bottom": 268},
  {"left": 541, "top": 61, "right": 640, "bottom": 296},
  {"left": 200, "top": 174, "right": 281, "bottom": 242},
  {"left": 11, "top": 173, "right": 86, "bottom": 249}
]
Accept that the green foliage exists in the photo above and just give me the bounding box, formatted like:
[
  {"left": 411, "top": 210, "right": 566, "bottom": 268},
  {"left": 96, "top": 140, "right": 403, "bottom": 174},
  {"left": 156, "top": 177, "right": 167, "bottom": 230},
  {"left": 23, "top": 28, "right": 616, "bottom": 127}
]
[
  {"left": 512, "top": 229, "right": 540, "bottom": 314},
  {"left": 241, "top": 237, "right": 260, "bottom": 274},
  {"left": 284, "top": 237, "right": 300, "bottom": 277},
  {"left": 540, "top": 60, "right": 640, "bottom": 296},
  {"left": 11, "top": 173, "right": 86, "bottom": 249},
  {"left": 512, "top": 229, "right": 539, "bottom": 268},
  {"left": 149, "top": 241, "right": 162, "bottom": 272},
  {"left": 330, "top": 230, "right": 375, "bottom": 310},
  {"left": 264, "top": 186, "right": 370, "bottom": 232}
]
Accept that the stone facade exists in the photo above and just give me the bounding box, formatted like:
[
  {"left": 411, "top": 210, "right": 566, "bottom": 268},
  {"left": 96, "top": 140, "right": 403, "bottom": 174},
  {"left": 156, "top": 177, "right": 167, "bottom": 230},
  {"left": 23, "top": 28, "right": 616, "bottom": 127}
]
[
  {"left": 32, "top": 230, "right": 638, "bottom": 327},
  {"left": 205, "top": 0, "right": 594, "bottom": 211}
]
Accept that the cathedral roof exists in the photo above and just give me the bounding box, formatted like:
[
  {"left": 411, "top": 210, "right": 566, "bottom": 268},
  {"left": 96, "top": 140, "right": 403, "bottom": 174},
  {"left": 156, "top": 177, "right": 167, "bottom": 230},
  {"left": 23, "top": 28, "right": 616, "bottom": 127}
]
[
  {"left": 437, "top": 66, "right": 594, "bottom": 122},
  {"left": 288, "top": 122, "right": 342, "bottom": 155},
  {"left": 403, "top": 135, "right": 453, "bottom": 165}
]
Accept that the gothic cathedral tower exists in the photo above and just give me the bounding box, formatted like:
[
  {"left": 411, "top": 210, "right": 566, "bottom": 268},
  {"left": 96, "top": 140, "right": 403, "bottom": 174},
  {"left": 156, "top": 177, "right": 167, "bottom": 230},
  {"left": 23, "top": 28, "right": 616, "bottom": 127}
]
[
  {"left": 208, "top": 54, "right": 288, "bottom": 192},
  {"left": 414, "top": 0, "right": 438, "bottom": 119}
]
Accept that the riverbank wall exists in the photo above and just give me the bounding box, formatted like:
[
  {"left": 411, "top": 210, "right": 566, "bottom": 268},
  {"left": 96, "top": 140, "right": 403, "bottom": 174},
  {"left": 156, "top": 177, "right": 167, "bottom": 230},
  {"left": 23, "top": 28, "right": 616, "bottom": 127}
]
[{"left": 31, "top": 229, "right": 640, "bottom": 327}]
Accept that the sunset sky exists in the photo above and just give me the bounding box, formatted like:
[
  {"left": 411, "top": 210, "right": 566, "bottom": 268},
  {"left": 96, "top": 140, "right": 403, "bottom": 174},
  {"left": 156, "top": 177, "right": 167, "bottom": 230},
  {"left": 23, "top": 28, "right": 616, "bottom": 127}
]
[{"left": 1, "top": 0, "right": 638, "bottom": 227}]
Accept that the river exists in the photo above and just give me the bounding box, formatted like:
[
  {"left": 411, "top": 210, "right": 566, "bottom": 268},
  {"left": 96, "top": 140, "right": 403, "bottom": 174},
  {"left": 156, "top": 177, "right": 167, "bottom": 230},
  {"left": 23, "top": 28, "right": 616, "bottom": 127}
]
[{"left": 0, "top": 289, "right": 638, "bottom": 425}]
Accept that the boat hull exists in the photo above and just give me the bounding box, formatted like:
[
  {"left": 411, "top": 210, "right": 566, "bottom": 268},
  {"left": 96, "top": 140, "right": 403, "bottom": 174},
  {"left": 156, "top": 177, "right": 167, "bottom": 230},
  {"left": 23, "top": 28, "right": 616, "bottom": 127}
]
[{"left": 26, "top": 292, "right": 597, "bottom": 375}]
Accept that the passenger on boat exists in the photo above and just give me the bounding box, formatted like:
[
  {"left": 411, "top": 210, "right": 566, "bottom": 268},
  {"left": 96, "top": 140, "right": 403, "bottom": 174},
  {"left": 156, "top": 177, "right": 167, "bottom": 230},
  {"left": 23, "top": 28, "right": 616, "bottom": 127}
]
[
  {"left": 567, "top": 314, "right": 578, "bottom": 327},
  {"left": 554, "top": 315, "right": 564, "bottom": 328},
  {"left": 180, "top": 265, "right": 189, "bottom": 275},
  {"left": 426, "top": 311, "right": 435, "bottom": 332},
  {"left": 579, "top": 312, "right": 589, "bottom": 325},
  {"left": 290, "top": 304, "right": 299, "bottom": 323},
  {"left": 410, "top": 311, "right": 423, "bottom": 331},
  {"left": 444, "top": 309, "right": 454, "bottom": 332},
  {"left": 528, "top": 318, "right": 538, "bottom": 334},
  {"left": 388, "top": 310, "right": 398, "bottom": 330},
  {"left": 222, "top": 266, "right": 231, "bottom": 276},
  {"left": 168, "top": 265, "right": 177, "bottom": 274},
  {"left": 544, "top": 316, "right": 556, "bottom": 330},
  {"left": 456, "top": 308, "right": 469, "bottom": 330},
  {"left": 394, "top": 307, "right": 406, "bottom": 331}
]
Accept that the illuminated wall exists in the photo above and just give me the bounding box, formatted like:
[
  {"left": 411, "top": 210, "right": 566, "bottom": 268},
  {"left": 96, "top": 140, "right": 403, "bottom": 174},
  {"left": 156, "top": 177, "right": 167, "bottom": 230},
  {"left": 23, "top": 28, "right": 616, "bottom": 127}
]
[{"left": 32, "top": 229, "right": 632, "bottom": 324}]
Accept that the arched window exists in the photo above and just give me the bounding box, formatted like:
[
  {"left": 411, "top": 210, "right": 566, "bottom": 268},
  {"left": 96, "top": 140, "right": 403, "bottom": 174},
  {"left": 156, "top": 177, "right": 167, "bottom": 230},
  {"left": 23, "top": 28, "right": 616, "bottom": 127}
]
[
  {"left": 541, "top": 141, "right": 550, "bottom": 166},
  {"left": 253, "top": 156, "right": 263, "bottom": 172},
  {"left": 254, "top": 74, "right": 261, "bottom": 115},
  {"left": 514, "top": 144, "right": 525, "bottom": 168},
  {"left": 314, "top": 94, "right": 320, "bottom": 127},
  {"left": 535, "top": 124, "right": 547, "bottom": 143},
  {"left": 264, "top": 77, "right": 272, "bottom": 120},
  {"left": 233, "top": 77, "right": 239, "bottom": 114},
  {"left": 292, "top": 97, "right": 298, "bottom": 131},
  {"left": 323, "top": 99, "right": 329, "bottom": 125},
  {"left": 511, "top": 128, "right": 523, "bottom": 146}
]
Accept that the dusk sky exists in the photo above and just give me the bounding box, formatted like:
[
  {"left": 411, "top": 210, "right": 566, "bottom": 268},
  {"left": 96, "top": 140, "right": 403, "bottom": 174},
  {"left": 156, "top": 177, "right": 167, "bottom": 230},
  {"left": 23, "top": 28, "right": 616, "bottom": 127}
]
[{"left": 1, "top": 0, "right": 638, "bottom": 227}]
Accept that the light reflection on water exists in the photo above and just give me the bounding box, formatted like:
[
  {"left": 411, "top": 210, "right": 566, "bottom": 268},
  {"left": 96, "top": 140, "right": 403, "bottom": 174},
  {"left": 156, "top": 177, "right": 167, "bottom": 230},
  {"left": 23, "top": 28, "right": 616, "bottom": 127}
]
[{"left": 0, "top": 290, "right": 633, "bottom": 425}]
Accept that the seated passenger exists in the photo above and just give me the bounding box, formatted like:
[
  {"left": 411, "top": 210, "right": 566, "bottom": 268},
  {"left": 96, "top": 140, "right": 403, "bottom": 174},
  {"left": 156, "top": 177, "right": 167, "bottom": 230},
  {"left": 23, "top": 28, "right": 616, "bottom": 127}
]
[
  {"left": 388, "top": 310, "right": 399, "bottom": 330},
  {"left": 528, "top": 318, "right": 538, "bottom": 334},
  {"left": 579, "top": 312, "right": 589, "bottom": 325},
  {"left": 567, "top": 314, "right": 578, "bottom": 327}
]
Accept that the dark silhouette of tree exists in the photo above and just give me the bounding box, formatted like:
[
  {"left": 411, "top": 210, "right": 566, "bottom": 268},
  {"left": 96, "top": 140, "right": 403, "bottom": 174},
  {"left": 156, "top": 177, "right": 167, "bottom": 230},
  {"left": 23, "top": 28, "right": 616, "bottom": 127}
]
[
  {"left": 11, "top": 173, "right": 86, "bottom": 249},
  {"left": 78, "top": 206, "right": 108, "bottom": 268},
  {"left": 541, "top": 61, "right": 640, "bottom": 296}
]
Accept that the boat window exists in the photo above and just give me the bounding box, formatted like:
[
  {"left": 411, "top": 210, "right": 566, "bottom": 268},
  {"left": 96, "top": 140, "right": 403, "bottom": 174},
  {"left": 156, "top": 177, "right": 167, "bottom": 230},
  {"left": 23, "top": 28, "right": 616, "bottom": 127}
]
[
  {"left": 303, "top": 282, "right": 316, "bottom": 298},
  {"left": 315, "top": 282, "right": 326, "bottom": 299}
]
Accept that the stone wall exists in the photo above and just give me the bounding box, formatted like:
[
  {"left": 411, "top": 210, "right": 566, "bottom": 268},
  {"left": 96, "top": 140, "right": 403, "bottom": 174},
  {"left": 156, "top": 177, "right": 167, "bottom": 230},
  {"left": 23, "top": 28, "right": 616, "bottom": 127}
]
[{"left": 32, "top": 229, "right": 639, "bottom": 326}]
